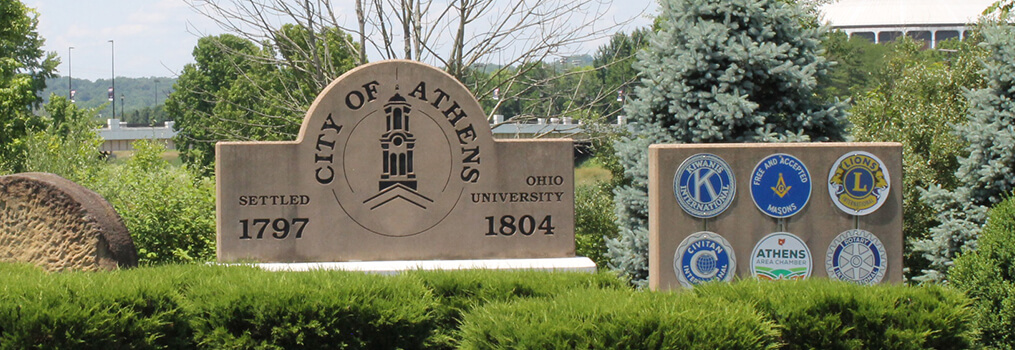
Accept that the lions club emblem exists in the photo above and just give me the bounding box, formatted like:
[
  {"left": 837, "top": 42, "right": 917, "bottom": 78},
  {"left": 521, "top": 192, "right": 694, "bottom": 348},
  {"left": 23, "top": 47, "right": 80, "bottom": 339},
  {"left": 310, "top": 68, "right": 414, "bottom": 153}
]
[{"left": 827, "top": 151, "right": 890, "bottom": 216}]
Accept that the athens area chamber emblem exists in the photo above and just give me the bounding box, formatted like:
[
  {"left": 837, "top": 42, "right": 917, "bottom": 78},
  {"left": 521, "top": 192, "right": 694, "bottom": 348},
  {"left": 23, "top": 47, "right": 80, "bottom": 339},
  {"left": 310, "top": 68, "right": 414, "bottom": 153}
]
[
  {"left": 674, "top": 231, "right": 736, "bottom": 288},
  {"left": 825, "top": 229, "right": 887, "bottom": 285},
  {"left": 827, "top": 151, "right": 890, "bottom": 216},
  {"left": 750, "top": 232, "right": 812, "bottom": 280},
  {"left": 673, "top": 153, "right": 736, "bottom": 218}
]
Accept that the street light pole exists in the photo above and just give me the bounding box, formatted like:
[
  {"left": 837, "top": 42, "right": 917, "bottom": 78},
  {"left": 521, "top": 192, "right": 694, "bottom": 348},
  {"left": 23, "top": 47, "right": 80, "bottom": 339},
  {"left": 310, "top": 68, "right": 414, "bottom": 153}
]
[
  {"left": 68, "top": 46, "right": 74, "bottom": 100},
  {"left": 109, "top": 39, "right": 115, "bottom": 119},
  {"left": 120, "top": 94, "right": 124, "bottom": 119}
]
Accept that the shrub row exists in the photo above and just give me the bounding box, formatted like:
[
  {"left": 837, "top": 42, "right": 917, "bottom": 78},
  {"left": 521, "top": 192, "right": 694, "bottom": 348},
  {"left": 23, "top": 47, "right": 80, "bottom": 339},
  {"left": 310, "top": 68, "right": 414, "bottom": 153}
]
[
  {"left": 0, "top": 264, "right": 975, "bottom": 349},
  {"left": 460, "top": 279, "right": 976, "bottom": 350},
  {"left": 0, "top": 264, "right": 624, "bottom": 349}
]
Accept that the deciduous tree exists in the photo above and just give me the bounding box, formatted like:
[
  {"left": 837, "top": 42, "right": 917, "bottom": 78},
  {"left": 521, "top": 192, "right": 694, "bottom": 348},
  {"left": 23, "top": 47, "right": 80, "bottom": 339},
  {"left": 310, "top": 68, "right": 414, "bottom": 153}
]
[{"left": 0, "top": 0, "right": 58, "bottom": 172}]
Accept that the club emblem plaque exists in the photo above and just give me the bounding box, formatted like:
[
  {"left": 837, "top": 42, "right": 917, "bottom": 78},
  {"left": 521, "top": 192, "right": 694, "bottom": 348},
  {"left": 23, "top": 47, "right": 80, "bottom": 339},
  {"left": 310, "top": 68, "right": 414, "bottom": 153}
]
[
  {"left": 749, "top": 153, "right": 811, "bottom": 218},
  {"left": 673, "top": 153, "right": 736, "bottom": 218},
  {"left": 828, "top": 151, "right": 890, "bottom": 216}
]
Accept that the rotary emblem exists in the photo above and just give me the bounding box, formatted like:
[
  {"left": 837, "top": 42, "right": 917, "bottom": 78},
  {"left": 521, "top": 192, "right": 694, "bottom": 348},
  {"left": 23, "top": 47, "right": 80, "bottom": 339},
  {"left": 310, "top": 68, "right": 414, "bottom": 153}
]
[
  {"left": 673, "top": 153, "right": 736, "bottom": 218},
  {"left": 827, "top": 151, "right": 890, "bottom": 216},
  {"left": 825, "top": 229, "right": 887, "bottom": 285}
]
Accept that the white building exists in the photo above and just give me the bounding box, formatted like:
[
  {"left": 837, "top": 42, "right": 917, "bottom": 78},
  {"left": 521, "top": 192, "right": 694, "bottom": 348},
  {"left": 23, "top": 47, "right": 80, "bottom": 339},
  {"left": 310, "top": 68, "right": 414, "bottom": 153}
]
[
  {"left": 820, "top": 0, "right": 997, "bottom": 48},
  {"left": 97, "top": 119, "right": 176, "bottom": 152}
]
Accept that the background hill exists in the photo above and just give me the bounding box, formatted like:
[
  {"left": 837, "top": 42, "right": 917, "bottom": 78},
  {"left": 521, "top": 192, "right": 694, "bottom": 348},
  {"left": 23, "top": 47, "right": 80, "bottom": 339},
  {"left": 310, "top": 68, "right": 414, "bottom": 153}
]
[{"left": 38, "top": 76, "right": 176, "bottom": 125}]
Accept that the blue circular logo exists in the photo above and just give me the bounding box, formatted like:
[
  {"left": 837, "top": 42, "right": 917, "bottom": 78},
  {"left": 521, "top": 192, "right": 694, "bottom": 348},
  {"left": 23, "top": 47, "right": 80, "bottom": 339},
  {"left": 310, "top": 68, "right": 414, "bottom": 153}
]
[
  {"left": 674, "top": 231, "right": 736, "bottom": 288},
  {"left": 749, "top": 153, "right": 811, "bottom": 218},
  {"left": 825, "top": 229, "right": 887, "bottom": 285},
  {"left": 673, "top": 153, "right": 736, "bottom": 218}
]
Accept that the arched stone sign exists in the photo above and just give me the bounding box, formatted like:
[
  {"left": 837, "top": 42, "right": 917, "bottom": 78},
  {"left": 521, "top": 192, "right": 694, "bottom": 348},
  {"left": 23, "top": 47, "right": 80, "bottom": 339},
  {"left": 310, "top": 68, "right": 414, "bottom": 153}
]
[{"left": 216, "top": 60, "right": 576, "bottom": 262}]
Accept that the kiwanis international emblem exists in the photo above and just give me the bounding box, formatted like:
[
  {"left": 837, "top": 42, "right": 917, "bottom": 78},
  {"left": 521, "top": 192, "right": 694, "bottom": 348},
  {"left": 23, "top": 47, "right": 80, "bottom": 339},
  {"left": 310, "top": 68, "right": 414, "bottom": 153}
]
[
  {"left": 749, "top": 153, "right": 811, "bottom": 218},
  {"left": 827, "top": 151, "right": 890, "bottom": 216},
  {"left": 674, "top": 231, "right": 736, "bottom": 288},
  {"left": 673, "top": 154, "right": 736, "bottom": 218}
]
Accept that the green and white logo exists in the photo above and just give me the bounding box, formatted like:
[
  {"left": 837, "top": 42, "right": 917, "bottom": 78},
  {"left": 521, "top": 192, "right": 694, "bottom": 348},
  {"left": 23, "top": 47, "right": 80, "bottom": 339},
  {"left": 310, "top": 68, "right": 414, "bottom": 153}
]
[{"left": 750, "top": 232, "right": 812, "bottom": 280}]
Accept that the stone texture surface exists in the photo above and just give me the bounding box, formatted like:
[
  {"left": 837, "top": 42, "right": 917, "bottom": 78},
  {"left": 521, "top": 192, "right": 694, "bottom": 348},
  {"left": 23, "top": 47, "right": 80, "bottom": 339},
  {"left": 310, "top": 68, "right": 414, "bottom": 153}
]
[
  {"left": 0, "top": 172, "right": 138, "bottom": 271},
  {"left": 648, "top": 143, "right": 903, "bottom": 290},
  {"left": 217, "top": 60, "right": 575, "bottom": 263}
]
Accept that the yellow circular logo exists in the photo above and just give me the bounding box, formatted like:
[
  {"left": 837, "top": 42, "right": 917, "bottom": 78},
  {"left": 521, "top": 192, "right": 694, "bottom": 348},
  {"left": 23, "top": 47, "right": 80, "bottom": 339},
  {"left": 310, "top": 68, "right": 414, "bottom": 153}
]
[{"left": 827, "top": 151, "right": 890, "bottom": 216}]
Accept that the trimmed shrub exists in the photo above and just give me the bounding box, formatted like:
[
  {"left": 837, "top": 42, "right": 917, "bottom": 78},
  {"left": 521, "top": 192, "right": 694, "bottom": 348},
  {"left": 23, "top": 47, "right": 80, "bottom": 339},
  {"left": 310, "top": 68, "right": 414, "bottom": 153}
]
[
  {"left": 694, "top": 280, "right": 976, "bottom": 350},
  {"left": 406, "top": 269, "right": 627, "bottom": 349},
  {"left": 0, "top": 265, "right": 193, "bottom": 349},
  {"left": 458, "top": 288, "right": 778, "bottom": 349},
  {"left": 180, "top": 266, "right": 436, "bottom": 349},
  {"left": 952, "top": 193, "right": 1015, "bottom": 349}
]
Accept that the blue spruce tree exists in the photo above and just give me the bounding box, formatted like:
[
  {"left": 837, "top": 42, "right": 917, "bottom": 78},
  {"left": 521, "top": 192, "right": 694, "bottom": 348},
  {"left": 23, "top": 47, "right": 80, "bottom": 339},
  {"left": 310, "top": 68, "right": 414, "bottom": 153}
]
[
  {"left": 607, "top": 0, "right": 849, "bottom": 286},
  {"left": 913, "top": 24, "right": 1015, "bottom": 284}
]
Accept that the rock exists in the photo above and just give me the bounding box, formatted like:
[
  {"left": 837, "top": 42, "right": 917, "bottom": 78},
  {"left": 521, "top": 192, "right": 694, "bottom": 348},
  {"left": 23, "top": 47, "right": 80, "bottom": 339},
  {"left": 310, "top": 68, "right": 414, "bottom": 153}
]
[{"left": 0, "top": 173, "right": 138, "bottom": 271}]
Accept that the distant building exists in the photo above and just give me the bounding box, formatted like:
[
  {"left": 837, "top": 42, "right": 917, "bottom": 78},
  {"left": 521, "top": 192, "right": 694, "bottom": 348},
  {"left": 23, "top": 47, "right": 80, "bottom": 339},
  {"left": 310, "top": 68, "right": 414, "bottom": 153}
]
[
  {"left": 97, "top": 119, "right": 176, "bottom": 152},
  {"left": 820, "top": 0, "right": 996, "bottom": 48}
]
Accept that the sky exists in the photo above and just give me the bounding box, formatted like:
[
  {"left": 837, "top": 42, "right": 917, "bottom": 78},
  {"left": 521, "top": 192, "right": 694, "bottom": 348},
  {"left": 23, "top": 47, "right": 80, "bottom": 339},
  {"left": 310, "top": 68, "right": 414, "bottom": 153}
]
[{"left": 24, "top": 0, "right": 658, "bottom": 81}]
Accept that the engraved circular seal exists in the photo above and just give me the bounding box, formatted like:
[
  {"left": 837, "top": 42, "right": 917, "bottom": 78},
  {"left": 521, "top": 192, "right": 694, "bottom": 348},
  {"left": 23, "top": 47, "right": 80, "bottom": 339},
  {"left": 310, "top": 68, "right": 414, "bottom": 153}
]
[
  {"left": 674, "top": 231, "right": 736, "bottom": 288},
  {"left": 673, "top": 153, "right": 736, "bottom": 218},
  {"left": 750, "top": 232, "right": 812, "bottom": 280},
  {"left": 749, "top": 153, "right": 811, "bottom": 218},
  {"left": 825, "top": 229, "right": 887, "bottom": 285},
  {"left": 315, "top": 61, "right": 491, "bottom": 237},
  {"left": 827, "top": 151, "right": 890, "bottom": 216}
]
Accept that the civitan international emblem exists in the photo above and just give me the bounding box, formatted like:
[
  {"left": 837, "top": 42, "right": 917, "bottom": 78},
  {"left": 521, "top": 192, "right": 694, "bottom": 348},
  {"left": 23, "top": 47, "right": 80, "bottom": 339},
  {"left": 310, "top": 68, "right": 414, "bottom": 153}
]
[
  {"left": 673, "top": 154, "right": 736, "bottom": 218},
  {"left": 750, "top": 232, "right": 812, "bottom": 280},
  {"left": 749, "top": 153, "right": 811, "bottom": 218},
  {"left": 827, "top": 151, "right": 890, "bottom": 216},
  {"left": 674, "top": 231, "right": 736, "bottom": 288},
  {"left": 324, "top": 78, "right": 484, "bottom": 237},
  {"left": 825, "top": 229, "right": 887, "bottom": 285}
]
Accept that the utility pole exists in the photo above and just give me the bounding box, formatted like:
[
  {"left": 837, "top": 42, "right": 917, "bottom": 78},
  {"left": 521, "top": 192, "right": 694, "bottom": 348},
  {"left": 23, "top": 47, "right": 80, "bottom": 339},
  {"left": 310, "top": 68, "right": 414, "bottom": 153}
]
[
  {"left": 68, "top": 46, "right": 74, "bottom": 100},
  {"left": 109, "top": 39, "right": 115, "bottom": 119}
]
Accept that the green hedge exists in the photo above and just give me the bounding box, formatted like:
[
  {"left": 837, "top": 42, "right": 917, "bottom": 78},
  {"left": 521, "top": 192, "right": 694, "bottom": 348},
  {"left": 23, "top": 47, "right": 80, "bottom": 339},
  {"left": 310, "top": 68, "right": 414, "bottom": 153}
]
[
  {"left": 0, "top": 263, "right": 192, "bottom": 349},
  {"left": 404, "top": 269, "right": 627, "bottom": 349},
  {"left": 0, "top": 264, "right": 977, "bottom": 349},
  {"left": 0, "top": 264, "right": 622, "bottom": 349},
  {"left": 458, "top": 280, "right": 976, "bottom": 350},
  {"left": 694, "top": 280, "right": 976, "bottom": 350},
  {"left": 458, "top": 288, "right": 778, "bottom": 349}
]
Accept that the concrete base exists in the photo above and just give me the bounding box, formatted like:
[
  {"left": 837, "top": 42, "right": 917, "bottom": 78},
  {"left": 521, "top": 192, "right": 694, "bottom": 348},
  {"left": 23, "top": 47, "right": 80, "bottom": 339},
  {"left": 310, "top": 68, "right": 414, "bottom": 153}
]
[{"left": 231, "top": 257, "right": 597, "bottom": 275}]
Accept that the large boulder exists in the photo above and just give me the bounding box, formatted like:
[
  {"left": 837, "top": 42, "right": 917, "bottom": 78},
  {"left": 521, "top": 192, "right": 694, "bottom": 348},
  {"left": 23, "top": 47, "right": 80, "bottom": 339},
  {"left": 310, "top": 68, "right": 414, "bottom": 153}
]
[{"left": 0, "top": 173, "right": 137, "bottom": 270}]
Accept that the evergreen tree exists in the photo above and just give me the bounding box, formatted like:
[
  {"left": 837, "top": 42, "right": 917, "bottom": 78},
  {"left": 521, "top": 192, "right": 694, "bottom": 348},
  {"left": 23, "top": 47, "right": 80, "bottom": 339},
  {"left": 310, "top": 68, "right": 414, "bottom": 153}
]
[
  {"left": 913, "top": 25, "right": 1015, "bottom": 284},
  {"left": 607, "top": 0, "right": 848, "bottom": 286}
]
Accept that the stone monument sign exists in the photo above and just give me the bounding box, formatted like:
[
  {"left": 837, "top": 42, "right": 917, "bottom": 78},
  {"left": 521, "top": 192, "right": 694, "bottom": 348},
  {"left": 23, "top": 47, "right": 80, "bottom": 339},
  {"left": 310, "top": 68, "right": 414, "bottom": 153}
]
[
  {"left": 217, "top": 60, "right": 575, "bottom": 263},
  {"left": 0, "top": 172, "right": 138, "bottom": 271},
  {"left": 648, "top": 143, "right": 903, "bottom": 290}
]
